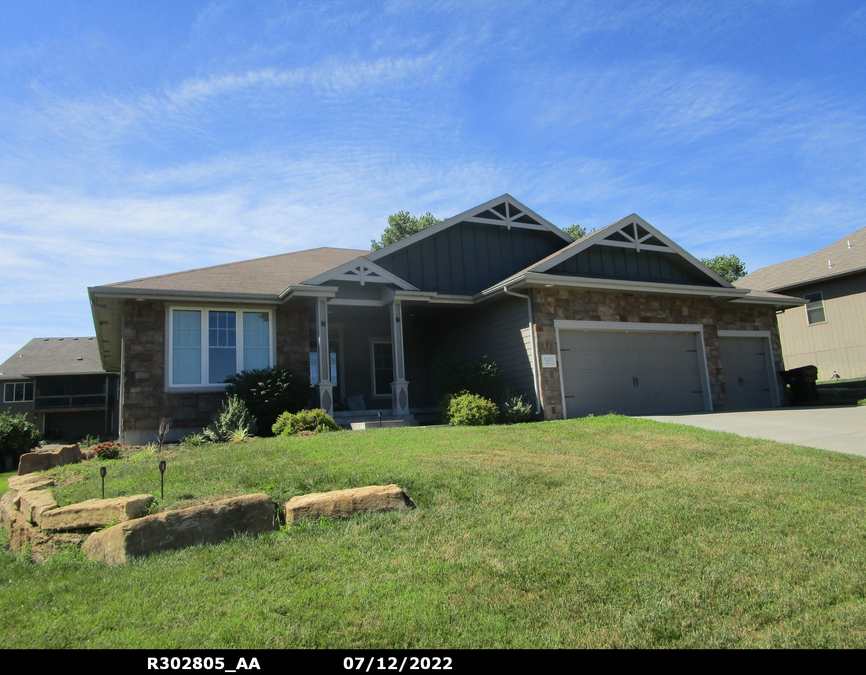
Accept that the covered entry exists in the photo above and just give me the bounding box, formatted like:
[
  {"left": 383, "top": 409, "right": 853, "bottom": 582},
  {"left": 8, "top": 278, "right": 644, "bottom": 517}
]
[
  {"left": 718, "top": 331, "right": 778, "bottom": 410},
  {"left": 555, "top": 320, "right": 712, "bottom": 418}
]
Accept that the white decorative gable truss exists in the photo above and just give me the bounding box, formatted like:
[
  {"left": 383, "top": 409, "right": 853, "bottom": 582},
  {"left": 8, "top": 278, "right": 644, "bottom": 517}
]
[
  {"left": 531, "top": 214, "right": 734, "bottom": 288},
  {"left": 301, "top": 257, "right": 418, "bottom": 290}
]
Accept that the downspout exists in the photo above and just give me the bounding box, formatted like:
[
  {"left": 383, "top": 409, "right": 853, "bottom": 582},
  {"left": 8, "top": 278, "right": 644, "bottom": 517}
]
[{"left": 502, "top": 285, "right": 541, "bottom": 415}]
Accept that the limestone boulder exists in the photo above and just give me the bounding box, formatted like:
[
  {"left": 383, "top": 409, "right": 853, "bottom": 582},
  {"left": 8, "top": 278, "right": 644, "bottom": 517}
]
[
  {"left": 17, "top": 489, "right": 58, "bottom": 526},
  {"left": 0, "top": 492, "right": 17, "bottom": 530},
  {"left": 7, "top": 474, "right": 54, "bottom": 507},
  {"left": 6, "top": 509, "right": 85, "bottom": 561},
  {"left": 285, "top": 484, "right": 415, "bottom": 525},
  {"left": 17, "top": 444, "right": 82, "bottom": 476},
  {"left": 83, "top": 493, "right": 278, "bottom": 564},
  {"left": 41, "top": 495, "right": 154, "bottom": 532}
]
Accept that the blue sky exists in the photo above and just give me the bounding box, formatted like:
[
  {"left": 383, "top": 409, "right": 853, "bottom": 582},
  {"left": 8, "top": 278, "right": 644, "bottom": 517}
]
[{"left": 1, "top": 1, "right": 865, "bottom": 361}]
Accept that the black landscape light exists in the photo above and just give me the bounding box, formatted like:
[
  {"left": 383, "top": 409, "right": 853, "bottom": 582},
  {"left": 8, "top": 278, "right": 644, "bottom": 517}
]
[
  {"left": 378, "top": 411, "right": 382, "bottom": 428},
  {"left": 159, "top": 460, "right": 167, "bottom": 499},
  {"left": 99, "top": 466, "right": 107, "bottom": 499}
]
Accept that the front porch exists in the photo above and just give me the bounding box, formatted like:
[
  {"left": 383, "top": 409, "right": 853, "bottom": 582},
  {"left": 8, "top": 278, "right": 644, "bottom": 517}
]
[{"left": 294, "top": 291, "right": 537, "bottom": 426}]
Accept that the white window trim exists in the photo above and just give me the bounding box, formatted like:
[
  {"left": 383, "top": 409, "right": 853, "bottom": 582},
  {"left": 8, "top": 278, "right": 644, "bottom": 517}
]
[
  {"left": 3, "top": 381, "right": 34, "bottom": 403},
  {"left": 803, "top": 291, "right": 827, "bottom": 326},
  {"left": 370, "top": 339, "right": 393, "bottom": 399},
  {"left": 166, "top": 306, "right": 276, "bottom": 392}
]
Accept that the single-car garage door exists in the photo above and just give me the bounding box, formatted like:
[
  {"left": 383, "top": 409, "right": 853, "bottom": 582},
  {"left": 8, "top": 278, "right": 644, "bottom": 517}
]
[
  {"left": 718, "top": 336, "right": 774, "bottom": 410},
  {"left": 558, "top": 328, "right": 710, "bottom": 418}
]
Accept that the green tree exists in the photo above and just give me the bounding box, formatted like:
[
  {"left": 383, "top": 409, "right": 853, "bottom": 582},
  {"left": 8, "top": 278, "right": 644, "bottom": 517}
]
[
  {"left": 701, "top": 254, "right": 747, "bottom": 283},
  {"left": 371, "top": 211, "right": 441, "bottom": 251},
  {"left": 563, "top": 224, "right": 587, "bottom": 239}
]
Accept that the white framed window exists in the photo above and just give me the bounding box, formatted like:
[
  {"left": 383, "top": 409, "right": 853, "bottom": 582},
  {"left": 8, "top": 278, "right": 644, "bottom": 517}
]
[
  {"left": 4, "top": 382, "right": 34, "bottom": 403},
  {"left": 167, "top": 307, "right": 275, "bottom": 389},
  {"left": 804, "top": 292, "right": 826, "bottom": 325},
  {"left": 371, "top": 341, "right": 393, "bottom": 398}
]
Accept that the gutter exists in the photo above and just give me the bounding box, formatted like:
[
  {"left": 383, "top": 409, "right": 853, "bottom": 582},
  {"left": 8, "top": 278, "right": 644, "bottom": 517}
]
[{"left": 502, "top": 285, "right": 541, "bottom": 415}]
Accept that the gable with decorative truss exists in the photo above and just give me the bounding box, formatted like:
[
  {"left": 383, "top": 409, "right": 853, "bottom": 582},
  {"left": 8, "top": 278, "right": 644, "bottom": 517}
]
[
  {"left": 533, "top": 215, "right": 731, "bottom": 288},
  {"left": 302, "top": 257, "right": 418, "bottom": 290},
  {"left": 367, "top": 194, "right": 573, "bottom": 295}
]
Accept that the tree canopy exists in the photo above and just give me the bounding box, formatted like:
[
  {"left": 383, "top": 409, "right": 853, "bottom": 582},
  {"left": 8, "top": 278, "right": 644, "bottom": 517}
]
[
  {"left": 563, "top": 224, "right": 598, "bottom": 240},
  {"left": 563, "top": 224, "right": 587, "bottom": 239},
  {"left": 701, "top": 254, "right": 747, "bottom": 283},
  {"left": 371, "top": 211, "right": 442, "bottom": 251}
]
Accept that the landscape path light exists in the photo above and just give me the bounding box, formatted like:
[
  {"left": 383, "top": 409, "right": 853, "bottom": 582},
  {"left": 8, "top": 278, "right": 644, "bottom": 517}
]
[
  {"left": 99, "top": 466, "right": 107, "bottom": 499},
  {"left": 159, "top": 460, "right": 167, "bottom": 500}
]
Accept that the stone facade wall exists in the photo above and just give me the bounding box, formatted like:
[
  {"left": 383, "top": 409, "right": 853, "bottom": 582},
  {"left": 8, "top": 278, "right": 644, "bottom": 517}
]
[
  {"left": 121, "top": 300, "right": 310, "bottom": 443},
  {"left": 530, "top": 288, "right": 783, "bottom": 420}
]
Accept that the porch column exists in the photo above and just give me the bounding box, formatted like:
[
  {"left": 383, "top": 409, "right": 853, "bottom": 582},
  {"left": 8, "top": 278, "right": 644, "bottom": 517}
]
[
  {"left": 315, "top": 297, "right": 334, "bottom": 416},
  {"left": 390, "top": 299, "right": 410, "bottom": 415}
]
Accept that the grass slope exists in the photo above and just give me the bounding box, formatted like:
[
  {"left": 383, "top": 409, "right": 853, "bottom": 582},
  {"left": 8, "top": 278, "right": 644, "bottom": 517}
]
[{"left": 1, "top": 416, "right": 865, "bottom": 649}]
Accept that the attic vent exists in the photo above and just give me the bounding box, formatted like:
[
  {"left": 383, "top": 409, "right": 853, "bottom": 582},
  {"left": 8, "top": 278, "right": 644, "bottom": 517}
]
[
  {"left": 77, "top": 357, "right": 83, "bottom": 361},
  {"left": 829, "top": 259, "right": 834, "bottom": 268}
]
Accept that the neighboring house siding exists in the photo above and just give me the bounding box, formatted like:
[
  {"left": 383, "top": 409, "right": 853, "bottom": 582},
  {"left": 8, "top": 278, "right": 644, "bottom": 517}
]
[
  {"left": 122, "top": 299, "right": 309, "bottom": 443},
  {"left": 0, "top": 396, "right": 35, "bottom": 422},
  {"left": 375, "top": 221, "right": 566, "bottom": 294},
  {"left": 775, "top": 273, "right": 866, "bottom": 379},
  {"left": 530, "top": 288, "right": 782, "bottom": 419}
]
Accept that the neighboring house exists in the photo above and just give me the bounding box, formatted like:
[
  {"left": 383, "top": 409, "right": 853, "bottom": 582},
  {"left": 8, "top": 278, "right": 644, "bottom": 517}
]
[
  {"left": 89, "top": 194, "right": 803, "bottom": 444},
  {"left": 0, "top": 337, "right": 119, "bottom": 442},
  {"left": 735, "top": 226, "right": 866, "bottom": 381}
]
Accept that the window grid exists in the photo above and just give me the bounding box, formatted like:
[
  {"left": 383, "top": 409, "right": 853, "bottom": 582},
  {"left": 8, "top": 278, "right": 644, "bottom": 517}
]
[
  {"left": 169, "top": 308, "right": 273, "bottom": 388},
  {"left": 372, "top": 342, "right": 393, "bottom": 397}
]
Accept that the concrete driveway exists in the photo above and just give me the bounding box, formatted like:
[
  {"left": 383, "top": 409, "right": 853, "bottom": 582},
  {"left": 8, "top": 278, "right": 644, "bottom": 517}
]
[{"left": 641, "top": 405, "right": 866, "bottom": 457}]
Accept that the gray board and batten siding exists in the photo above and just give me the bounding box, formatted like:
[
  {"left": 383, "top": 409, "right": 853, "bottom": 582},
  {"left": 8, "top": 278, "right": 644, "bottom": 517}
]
[
  {"left": 374, "top": 220, "right": 568, "bottom": 295},
  {"left": 423, "top": 296, "right": 536, "bottom": 405},
  {"left": 547, "top": 245, "right": 719, "bottom": 287}
]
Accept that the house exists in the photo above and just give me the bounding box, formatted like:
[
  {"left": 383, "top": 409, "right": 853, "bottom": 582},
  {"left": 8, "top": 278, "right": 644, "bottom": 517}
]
[
  {"left": 734, "top": 226, "right": 866, "bottom": 381},
  {"left": 0, "top": 337, "right": 120, "bottom": 445},
  {"left": 88, "top": 195, "right": 803, "bottom": 444}
]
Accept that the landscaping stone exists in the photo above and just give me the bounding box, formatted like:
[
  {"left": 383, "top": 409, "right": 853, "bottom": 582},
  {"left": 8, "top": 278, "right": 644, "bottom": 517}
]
[
  {"left": 40, "top": 494, "right": 155, "bottom": 532},
  {"left": 0, "top": 492, "right": 16, "bottom": 530},
  {"left": 285, "top": 484, "right": 415, "bottom": 524},
  {"left": 7, "top": 474, "right": 54, "bottom": 508},
  {"left": 6, "top": 508, "right": 85, "bottom": 562},
  {"left": 17, "top": 444, "right": 82, "bottom": 475},
  {"left": 17, "top": 489, "right": 58, "bottom": 526},
  {"left": 83, "top": 493, "right": 278, "bottom": 564}
]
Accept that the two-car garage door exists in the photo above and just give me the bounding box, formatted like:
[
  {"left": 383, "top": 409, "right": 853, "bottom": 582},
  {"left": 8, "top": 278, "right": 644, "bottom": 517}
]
[
  {"left": 557, "top": 324, "right": 778, "bottom": 418},
  {"left": 558, "top": 326, "right": 710, "bottom": 418}
]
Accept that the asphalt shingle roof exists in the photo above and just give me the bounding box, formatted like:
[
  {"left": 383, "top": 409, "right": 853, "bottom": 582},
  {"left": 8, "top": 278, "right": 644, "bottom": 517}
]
[
  {"left": 103, "top": 247, "right": 367, "bottom": 296},
  {"left": 0, "top": 338, "right": 107, "bottom": 380},
  {"left": 735, "top": 226, "right": 866, "bottom": 292}
]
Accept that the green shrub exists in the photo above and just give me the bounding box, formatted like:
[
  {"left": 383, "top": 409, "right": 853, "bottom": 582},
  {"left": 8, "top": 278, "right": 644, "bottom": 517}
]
[
  {"left": 93, "top": 440, "right": 122, "bottom": 460},
  {"left": 446, "top": 393, "right": 500, "bottom": 426},
  {"left": 858, "top": 398, "right": 866, "bottom": 406},
  {"left": 435, "top": 358, "right": 506, "bottom": 404},
  {"left": 501, "top": 393, "right": 535, "bottom": 423},
  {"left": 272, "top": 409, "right": 340, "bottom": 436},
  {"left": 80, "top": 434, "right": 99, "bottom": 448},
  {"left": 0, "top": 411, "right": 41, "bottom": 465},
  {"left": 180, "top": 432, "right": 208, "bottom": 447},
  {"left": 224, "top": 367, "right": 309, "bottom": 435},
  {"left": 203, "top": 395, "right": 258, "bottom": 443}
]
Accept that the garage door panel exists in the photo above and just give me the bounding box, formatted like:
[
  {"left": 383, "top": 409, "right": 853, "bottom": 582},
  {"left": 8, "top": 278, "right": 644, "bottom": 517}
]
[
  {"left": 560, "top": 329, "right": 708, "bottom": 419},
  {"left": 719, "top": 337, "right": 773, "bottom": 410}
]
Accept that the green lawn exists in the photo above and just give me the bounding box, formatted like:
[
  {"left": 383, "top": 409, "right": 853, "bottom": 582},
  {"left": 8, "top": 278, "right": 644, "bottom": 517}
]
[
  {"left": 2, "top": 416, "right": 865, "bottom": 648},
  {"left": 0, "top": 471, "right": 15, "bottom": 496}
]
